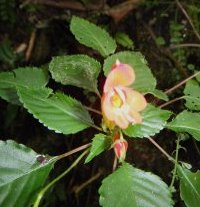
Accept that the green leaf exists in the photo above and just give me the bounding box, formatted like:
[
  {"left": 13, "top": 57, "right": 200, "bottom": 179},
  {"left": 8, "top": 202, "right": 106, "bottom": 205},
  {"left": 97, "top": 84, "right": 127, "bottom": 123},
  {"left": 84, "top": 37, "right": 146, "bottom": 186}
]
[
  {"left": 17, "top": 87, "right": 94, "bottom": 134},
  {"left": 183, "top": 80, "right": 200, "bottom": 110},
  {"left": 99, "top": 162, "right": 173, "bottom": 207},
  {"left": 178, "top": 165, "right": 200, "bottom": 207},
  {"left": 103, "top": 51, "right": 156, "bottom": 93},
  {"left": 167, "top": 110, "right": 200, "bottom": 141},
  {"left": 124, "top": 104, "right": 172, "bottom": 138},
  {"left": 147, "top": 89, "right": 169, "bottom": 101},
  {"left": 85, "top": 134, "right": 112, "bottom": 163},
  {"left": 70, "top": 16, "right": 117, "bottom": 57},
  {"left": 49, "top": 55, "right": 101, "bottom": 94},
  {"left": 0, "top": 67, "right": 49, "bottom": 104},
  {"left": 115, "top": 32, "right": 134, "bottom": 49},
  {"left": 0, "top": 140, "right": 55, "bottom": 207}
]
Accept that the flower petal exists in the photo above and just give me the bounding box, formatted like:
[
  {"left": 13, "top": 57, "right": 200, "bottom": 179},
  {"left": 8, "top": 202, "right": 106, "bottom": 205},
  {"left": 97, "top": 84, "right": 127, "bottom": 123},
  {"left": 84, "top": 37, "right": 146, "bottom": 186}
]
[
  {"left": 123, "top": 87, "right": 147, "bottom": 112},
  {"left": 114, "top": 113, "right": 129, "bottom": 129},
  {"left": 104, "top": 63, "right": 135, "bottom": 93},
  {"left": 128, "top": 110, "right": 142, "bottom": 124}
]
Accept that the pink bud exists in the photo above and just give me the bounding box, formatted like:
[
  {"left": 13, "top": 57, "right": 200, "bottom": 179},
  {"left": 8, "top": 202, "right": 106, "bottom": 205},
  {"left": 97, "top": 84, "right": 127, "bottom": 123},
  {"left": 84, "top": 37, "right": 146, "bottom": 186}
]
[{"left": 114, "top": 139, "right": 128, "bottom": 162}]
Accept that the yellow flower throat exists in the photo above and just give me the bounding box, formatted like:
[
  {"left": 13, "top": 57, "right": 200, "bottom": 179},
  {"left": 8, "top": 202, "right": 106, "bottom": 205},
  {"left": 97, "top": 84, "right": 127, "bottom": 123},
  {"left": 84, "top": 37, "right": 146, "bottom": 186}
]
[{"left": 111, "top": 93, "right": 123, "bottom": 108}]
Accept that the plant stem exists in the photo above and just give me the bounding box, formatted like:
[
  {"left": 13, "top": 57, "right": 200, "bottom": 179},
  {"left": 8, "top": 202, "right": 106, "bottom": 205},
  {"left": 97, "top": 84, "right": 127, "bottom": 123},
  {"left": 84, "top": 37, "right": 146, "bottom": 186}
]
[
  {"left": 84, "top": 106, "right": 102, "bottom": 115},
  {"left": 169, "top": 135, "right": 180, "bottom": 192},
  {"left": 176, "top": 0, "right": 200, "bottom": 42},
  {"left": 56, "top": 143, "right": 91, "bottom": 160},
  {"left": 159, "top": 96, "right": 184, "bottom": 108},
  {"left": 170, "top": 43, "right": 200, "bottom": 49},
  {"left": 165, "top": 71, "right": 200, "bottom": 95},
  {"left": 92, "top": 124, "right": 103, "bottom": 131},
  {"left": 33, "top": 150, "right": 89, "bottom": 207},
  {"left": 147, "top": 137, "right": 174, "bottom": 162}
]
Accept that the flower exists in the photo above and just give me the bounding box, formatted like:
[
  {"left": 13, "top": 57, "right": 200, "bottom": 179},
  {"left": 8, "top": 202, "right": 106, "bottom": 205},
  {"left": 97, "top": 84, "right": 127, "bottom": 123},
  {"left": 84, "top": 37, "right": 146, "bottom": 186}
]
[
  {"left": 102, "top": 60, "right": 147, "bottom": 129},
  {"left": 113, "top": 133, "right": 128, "bottom": 162}
]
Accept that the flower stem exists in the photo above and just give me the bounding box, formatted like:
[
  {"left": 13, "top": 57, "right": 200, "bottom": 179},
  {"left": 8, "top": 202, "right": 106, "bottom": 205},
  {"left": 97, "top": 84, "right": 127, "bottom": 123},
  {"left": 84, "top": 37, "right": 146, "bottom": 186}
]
[{"left": 33, "top": 149, "right": 89, "bottom": 207}]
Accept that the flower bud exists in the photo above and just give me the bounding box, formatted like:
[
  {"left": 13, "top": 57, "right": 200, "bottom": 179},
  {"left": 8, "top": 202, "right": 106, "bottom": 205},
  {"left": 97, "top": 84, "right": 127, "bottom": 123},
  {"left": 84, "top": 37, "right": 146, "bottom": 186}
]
[{"left": 114, "top": 138, "right": 128, "bottom": 162}]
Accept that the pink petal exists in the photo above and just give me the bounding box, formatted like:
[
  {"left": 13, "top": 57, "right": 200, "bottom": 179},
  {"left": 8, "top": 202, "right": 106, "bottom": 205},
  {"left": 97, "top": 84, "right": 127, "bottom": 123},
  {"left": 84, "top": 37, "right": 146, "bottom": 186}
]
[{"left": 104, "top": 63, "right": 135, "bottom": 93}]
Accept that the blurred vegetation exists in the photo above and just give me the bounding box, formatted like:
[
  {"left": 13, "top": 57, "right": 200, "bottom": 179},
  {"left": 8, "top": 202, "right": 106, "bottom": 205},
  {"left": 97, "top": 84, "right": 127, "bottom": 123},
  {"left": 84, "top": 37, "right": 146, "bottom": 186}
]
[{"left": 1, "top": 0, "right": 200, "bottom": 206}]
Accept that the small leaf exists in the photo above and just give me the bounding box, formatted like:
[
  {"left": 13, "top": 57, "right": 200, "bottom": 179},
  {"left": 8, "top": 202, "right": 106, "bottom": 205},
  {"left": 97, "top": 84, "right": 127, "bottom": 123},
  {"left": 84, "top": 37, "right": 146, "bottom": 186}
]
[
  {"left": 99, "top": 162, "right": 173, "bottom": 207},
  {"left": 124, "top": 104, "right": 172, "bottom": 138},
  {"left": 167, "top": 110, "right": 200, "bottom": 141},
  {"left": 103, "top": 51, "right": 156, "bottom": 93},
  {"left": 0, "top": 67, "right": 49, "bottom": 104},
  {"left": 0, "top": 140, "right": 55, "bottom": 207},
  {"left": 49, "top": 55, "right": 101, "bottom": 94},
  {"left": 147, "top": 89, "right": 169, "bottom": 101},
  {"left": 178, "top": 165, "right": 200, "bottom": 207},
  {"left": 184, "top": 80, "right": 200, "bottom": 110},
  {"left": 70, "top": 16, "right": 117, "bottom": 57},
  {"left": 85, "top": 134, "right": 112, "bottom": 163},
  {"left": 115, "top": 32, "right": 134, "bottom": 49},
  {"left": 17, "top": 87, "right": 94, "bottom": 135}
]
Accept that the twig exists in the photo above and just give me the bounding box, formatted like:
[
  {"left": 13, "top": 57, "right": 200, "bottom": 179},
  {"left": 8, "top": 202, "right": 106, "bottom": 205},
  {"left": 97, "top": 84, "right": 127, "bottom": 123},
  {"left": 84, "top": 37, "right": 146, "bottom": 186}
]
[
  {"left": 159, "top": 96, "right": 184, "bottom": 108},
  {"left": 57, "top": 143, "right": 91, "bottom": 160},
  {"left": 26, "top": 29, "right": 36, "bottom": 62},
  {"left": 147, "top": 137, "right": 174, "bottom": 161},
  {"left": 165, "top": 71, "right": 200, "bottom": 95},
  {"left": 27, "top": 0, "right": 90, "bottom": 11},
  {"left": 74, "top": 170, "right": 102, "bottom": 194},
  {"left": 176, "top": 0, "right": 200, "bottom": 42},
  {"left": 170, "top": 43, "right": 200, "bottom": 49},
  {"left": 143, "top": 23, "right": 188, "bottom": 77}
]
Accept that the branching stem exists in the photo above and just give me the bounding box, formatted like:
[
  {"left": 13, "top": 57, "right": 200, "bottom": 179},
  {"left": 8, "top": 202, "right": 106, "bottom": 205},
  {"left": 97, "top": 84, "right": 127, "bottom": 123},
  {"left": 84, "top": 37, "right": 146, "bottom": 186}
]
[
  {"left": 147, "top": 137, "right": 175, "bottom": 162},
  {"left": 33, "top": 150, "right": 89, "bottom": 207},
  {"left": 169, "top": 135, "right": 180, "bottom": 192}
]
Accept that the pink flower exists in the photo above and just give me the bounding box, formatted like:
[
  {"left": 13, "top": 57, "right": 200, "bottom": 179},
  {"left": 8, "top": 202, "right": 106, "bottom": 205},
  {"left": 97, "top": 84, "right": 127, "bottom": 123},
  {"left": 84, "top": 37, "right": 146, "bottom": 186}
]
[{"left": 102, "top": 60, "right": 147, "bottom": 129}]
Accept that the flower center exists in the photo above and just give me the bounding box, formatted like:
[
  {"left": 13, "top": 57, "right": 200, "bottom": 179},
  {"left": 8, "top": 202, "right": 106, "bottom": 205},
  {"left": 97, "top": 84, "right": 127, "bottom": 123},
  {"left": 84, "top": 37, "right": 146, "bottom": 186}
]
[{"left": 111, "top": 93, "right": 123, "bottom": 108}]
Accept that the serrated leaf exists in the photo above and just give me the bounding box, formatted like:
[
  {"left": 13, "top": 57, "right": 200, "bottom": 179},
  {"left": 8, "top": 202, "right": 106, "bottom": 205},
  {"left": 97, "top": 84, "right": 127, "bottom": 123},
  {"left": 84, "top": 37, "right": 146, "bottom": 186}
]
[
  {"left": 0, "top": 140, "right": 55, "bottom": 207},
  {"left": 17, "top": 87, "right": 94, "bottom": 134},
  {"left": 70, "top": 16, "right": 116, "bottom": 57},
  {"left": 124, "top": 104, "right": 172, "bottom": 138},
  {"left": 183, "top": 80, "right": 200, "bottom": 110},
  {"left": 49, "top": 55, "right": 101, "bottom": 94},
  {"left": 99, "top": 162, "right": 173, "bottom": 207},
  {"left": 147, "top": 89, "right": 169, "bottom": 101},
  {"left": 0, "top": 67, "right": 49, "bottom": 104},
  {"left": 103, "top": 51, "right": 156, "bottom": 93},
  {"left": 115, "top": 32, "right": 134, "bottom": 49},
  {"left": 167, "top": 110, "right": 200, "bottom": 141},
  {"left": 85, "top": 134, "right": 112, "bottom": 163},
  {"left": 178, "top": 165, "right": 200, "bottom": 207}
]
